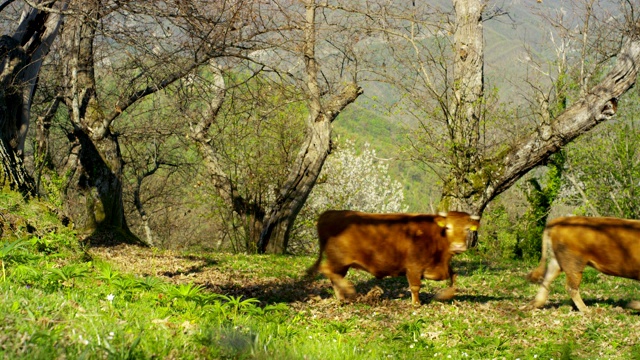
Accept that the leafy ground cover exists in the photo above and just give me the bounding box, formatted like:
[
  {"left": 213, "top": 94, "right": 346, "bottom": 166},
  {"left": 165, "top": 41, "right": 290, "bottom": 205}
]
[{"left": 2, "top": 190, "right": 640, "bottom": 359}]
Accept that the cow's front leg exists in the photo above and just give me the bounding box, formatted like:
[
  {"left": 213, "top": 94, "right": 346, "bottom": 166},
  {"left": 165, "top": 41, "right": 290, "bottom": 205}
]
[
  {"left": 434, "top": 271, "right": 456, "bottom": 301},
  {"left": 406, "top": 270, "right": 422, "bottom": 306},
  {"left": 424, "top": 265, "right": 455, "bottom": 301},
  {"left": 626, "top": 300, "right": 640, "bottom": 310}
]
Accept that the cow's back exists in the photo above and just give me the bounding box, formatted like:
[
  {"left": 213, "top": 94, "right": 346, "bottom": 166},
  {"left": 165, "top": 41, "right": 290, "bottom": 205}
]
[
  {"left": 316, "top": 210, "right": 353, "bottom": 243},
  {"left": 317, "top": 210, "right": 440, "bottom": 248},
  {"left": 548, "top": 216, "right": 640, "bottom": 279},
  {"left": 317, "top": 211, "right": 445, "bottom": 277}
]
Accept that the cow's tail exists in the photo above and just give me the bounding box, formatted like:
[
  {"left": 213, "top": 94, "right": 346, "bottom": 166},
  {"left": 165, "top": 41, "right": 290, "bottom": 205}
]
[
  {"left": 305, "top": 249, "right": 323, "bottom": 278},
  {"left": 526, "top": 228, "right": 551, "bottom": 283}
]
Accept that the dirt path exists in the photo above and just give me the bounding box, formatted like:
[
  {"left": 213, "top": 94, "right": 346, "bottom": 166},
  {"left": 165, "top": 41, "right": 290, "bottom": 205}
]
[{"left": 88, "top": 244, "right": 443, "bottom": 318}]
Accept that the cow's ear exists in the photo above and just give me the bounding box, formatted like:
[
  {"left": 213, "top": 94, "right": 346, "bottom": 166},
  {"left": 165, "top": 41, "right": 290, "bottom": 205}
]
[
  {"left": 469, "top": 224, "right": 478, "bottom": 231},
  {"left": 435, "top": 216, "right": 446, "bottom": 228}
]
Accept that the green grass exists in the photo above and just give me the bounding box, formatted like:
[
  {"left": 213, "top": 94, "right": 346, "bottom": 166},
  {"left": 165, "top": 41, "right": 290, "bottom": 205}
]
[{"left": 2, "top": 189, "right": 640, "bottom": 359}]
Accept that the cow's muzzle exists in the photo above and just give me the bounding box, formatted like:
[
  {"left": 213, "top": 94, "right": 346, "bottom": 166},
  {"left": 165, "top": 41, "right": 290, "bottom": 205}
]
[{"left": 450, "top": 243, "right": 467, "bottom": 254}]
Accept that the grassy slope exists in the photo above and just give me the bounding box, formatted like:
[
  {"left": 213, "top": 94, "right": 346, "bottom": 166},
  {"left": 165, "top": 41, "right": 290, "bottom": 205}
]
[
  {"left": 334, "top": 103, "right": 441, "bottom": 212},
  {"left": 2, "top": 190, "right": 640, "bottom": 359}
]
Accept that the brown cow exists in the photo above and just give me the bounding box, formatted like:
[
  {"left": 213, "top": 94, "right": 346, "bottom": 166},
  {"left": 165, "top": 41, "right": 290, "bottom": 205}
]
[
  {"left": 527, "top": 215, "right": 640, "bottom": 312},
  {"left": 306, "top": 210, "right": 480, "bottom": 305}
]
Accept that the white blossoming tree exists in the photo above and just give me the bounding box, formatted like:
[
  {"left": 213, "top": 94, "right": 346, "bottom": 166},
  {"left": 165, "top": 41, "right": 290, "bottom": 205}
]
[{"left": 289, "top": 139, "right": 407, "bottom": 254}]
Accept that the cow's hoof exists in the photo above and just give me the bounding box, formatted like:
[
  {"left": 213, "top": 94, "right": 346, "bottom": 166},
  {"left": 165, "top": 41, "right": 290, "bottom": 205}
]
[
  {"left": 365, "top": 286, "right": 384, "bottom": 298},
  {"left": 626, "top": 300, "right": 640, "bottom": 310},
  {"left": 528, "top": 300, "right": 545, "bottom": 309},
  {"left": 434, "top": 287, "right": 455, "bottom": 301}
]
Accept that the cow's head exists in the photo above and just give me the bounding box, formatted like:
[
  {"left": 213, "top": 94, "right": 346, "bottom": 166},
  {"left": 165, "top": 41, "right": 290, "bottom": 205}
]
[{"left": 436, "top": 211, "right": 480, "bottom": 254}]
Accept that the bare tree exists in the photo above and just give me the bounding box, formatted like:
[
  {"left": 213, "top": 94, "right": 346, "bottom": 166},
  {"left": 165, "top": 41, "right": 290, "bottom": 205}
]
[
  {"left": 183, "top": 0, "right": 363, "bottom": 253},
  {"left": 0, "top": 0, "right": 67, "bottom": 196},
  {"left": 40, "top": 0, "right": 252, "bottom": 244},
  {"left": 256, "top": 0, "right": 362, "bottom": 253}
]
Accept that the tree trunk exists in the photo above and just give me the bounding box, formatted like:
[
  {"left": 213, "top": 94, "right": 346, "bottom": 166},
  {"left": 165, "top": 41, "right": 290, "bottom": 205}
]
[
  {"left": 0, "top": 138, "right": 35, "bottom": 196},
  {"left": 63, "top": 128, "right": 138, "bottom": 244},
  {"left": 258, "top": 120, "right": 332, "bottom": 254},
  {"left": 0, "top": 2, "right": 66, "bottom": 196},
  {"left": 439, "top": 0, "right": 485, "bottom": 216},
  {"left": 57, "top": 3, "right": 141, "bottom": 245},
  {"left": 257, "top": 1, "right": 362, "bottom": 254}
]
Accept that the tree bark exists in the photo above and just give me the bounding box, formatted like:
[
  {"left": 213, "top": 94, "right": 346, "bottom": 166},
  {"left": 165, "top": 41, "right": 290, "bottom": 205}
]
[
  {"left": 439, "top": 0, "right": 485, "bottom": 215},
  {"left": 0, "top": 1, "right": 66, "bottom": 196},
  {"left": 257, "top": 1, "right": 362, "bottom": 254},
  {"left": 56, "top": 2, "right": 142, "bottom": 244},
  {"left": 0, "top": 35, "right": 34, "bottom": 196}
]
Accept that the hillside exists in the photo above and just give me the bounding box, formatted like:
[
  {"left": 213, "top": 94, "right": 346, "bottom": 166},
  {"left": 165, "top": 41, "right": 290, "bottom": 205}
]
[{"left": 333, "top": 103, "right": 441, "bottom": 212}]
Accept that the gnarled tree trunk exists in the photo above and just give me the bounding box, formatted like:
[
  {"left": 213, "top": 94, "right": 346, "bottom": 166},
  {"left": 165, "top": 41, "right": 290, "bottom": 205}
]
[
  {"left": 480, "top": 35, "right": 640, "bottom": 210},
  {"left": 437, "top": 2, "right": 640, "bottom": 250},
  {"left": 0, "top": 1, "right": 66, "bottom": 197},
  {"left": 57, "top": 3, "right": 140, "bottom": 245},
  {"left": 443, "top": 19, "right": 640, "bottom": 222},
  {"left": 257, "top": 1, "right": 362, "bottom": 254}
]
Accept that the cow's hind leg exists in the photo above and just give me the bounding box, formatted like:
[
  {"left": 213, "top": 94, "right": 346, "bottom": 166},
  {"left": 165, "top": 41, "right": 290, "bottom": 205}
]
[
  {"left": 531, "top": 257, "right": 561, "bottom": 309},
  {"left": 320, "top": 264, "right": 355, "bottom": 302},
  {"left": 564, "top": 266, "right": 588, "bottom": 312}
]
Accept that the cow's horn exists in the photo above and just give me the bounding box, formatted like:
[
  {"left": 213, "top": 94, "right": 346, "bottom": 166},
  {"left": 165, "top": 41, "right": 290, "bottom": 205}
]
[
  {"left": 470, "top": 215, "right": 481, "bottom": 220},
  {"left": 438, "top": 212, "right": 448, "bottom": 217}
]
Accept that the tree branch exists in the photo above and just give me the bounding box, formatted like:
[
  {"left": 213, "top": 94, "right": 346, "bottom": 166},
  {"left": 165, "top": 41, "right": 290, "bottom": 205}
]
[
  {"left": 95, "top": 60, "right": 208, "bottom": 139},
  {"left": 486, "top": 34, "right": 640, "bottom": 205},
  {"left": 0, "top": 0, "right": 16, "bottom": 13}
]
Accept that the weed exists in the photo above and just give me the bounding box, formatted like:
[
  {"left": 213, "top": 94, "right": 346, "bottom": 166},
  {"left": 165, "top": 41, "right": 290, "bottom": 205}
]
[
  {"left": 166, "top": 282, "right": 206, "bottom": 302},
  {"left": 9, "top": 264, "right": 42, "bottom": 288},
  {"left": 101, "top": 332, "right": 144, "bottom": 360},
  {"left": 224, "top": 295, "right": 261, "bottom": 314},
  {"left": 326, "top": 319, "right": 353, "bottom": 335},
  {"left": 111, "top": 277, "right": 140, "bottom": 292},
  {"left": 136, "top": 276, "right": 162, "bottom": 291},
  {"left": 30, "top": 232, "right": 72, "bottom": 254},
  {"left": 95, "top": 262, "right": 122, "bottom": 284},
  {"left": 0, "top": 239, "right": 28, "bottom": 281},
  {"left": 45, "top": 262, "right": 90, "bottom": 288}
]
